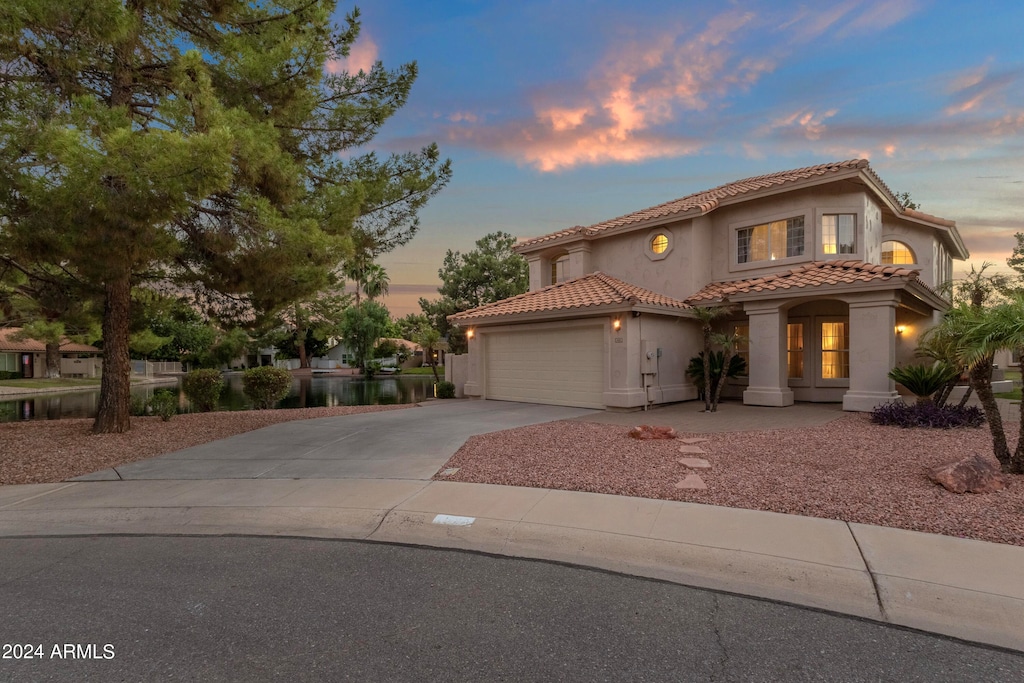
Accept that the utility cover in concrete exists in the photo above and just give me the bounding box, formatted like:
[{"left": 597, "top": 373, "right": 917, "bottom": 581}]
[
  {"left": 677, "top": 458, "right": 711, "bottom": 470},
  {"left": 674, "top": 474, "right": 707, "bottom": 490}
]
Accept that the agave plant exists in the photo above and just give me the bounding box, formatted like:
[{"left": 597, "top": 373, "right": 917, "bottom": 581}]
[{"left": 888, "top": 362, "right": 960, "bottom": 405}]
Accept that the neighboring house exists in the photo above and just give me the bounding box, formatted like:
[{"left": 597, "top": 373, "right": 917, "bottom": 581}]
[
  {"left": 449, "top": 159, "right": 968, "bottom": 412},
  {"left": 322, "top": 338, "right": 423, "bottom": 369},
  {"left": 0, "top": 328, "right": 103, "bottom": 378}
]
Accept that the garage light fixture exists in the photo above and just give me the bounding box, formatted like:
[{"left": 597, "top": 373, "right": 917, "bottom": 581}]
[
  {"left": 466, "top": 328, "right": 475, "bottom": 339},
  {"left": 612, "top": 318, "right": 621, "bottom": 331}
]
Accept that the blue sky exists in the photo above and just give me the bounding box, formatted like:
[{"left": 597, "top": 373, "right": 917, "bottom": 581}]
[{"left": 333, "top": 1, "right": 1024, "bottom": 315}]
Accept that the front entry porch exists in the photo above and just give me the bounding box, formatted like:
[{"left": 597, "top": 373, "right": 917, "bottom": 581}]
[{"left": 733, "top": 294, "right": 931, "bottom": 412}]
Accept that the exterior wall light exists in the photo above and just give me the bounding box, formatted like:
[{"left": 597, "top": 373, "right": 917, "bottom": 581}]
[
  {"left": 895, "top": 325, "right": 906, "bottom": 335},
  {"left": 612, "top": 318, "right": 621, "bottom": 331},
  {"left": 466, "top": 329, "right": 475, "bottom": 339}
]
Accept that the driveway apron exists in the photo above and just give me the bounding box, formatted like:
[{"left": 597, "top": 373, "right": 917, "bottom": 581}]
[{"left": 85, "top": 400, "right": 596, "bottom": 481}]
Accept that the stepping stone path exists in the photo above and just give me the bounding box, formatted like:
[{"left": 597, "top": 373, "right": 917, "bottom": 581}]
[
  {"left": 677, "top": 457, "right": 711, "bottom": 470},
  {"left": 675, "top": 439, "right": 712, "bottom": 489},
  {"left": 674, "top": 473, "right": 708, "bottom": 490}
]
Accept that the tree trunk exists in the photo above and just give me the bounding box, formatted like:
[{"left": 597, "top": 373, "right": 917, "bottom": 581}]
[
  {"left": 956, "top": 383, "right": 973, "bottom": 408},
  {"left": 93, "top": 276, "right": 132, "bottom": 434},
  {"left": 702, "top": 328, "right": 712, "bottom": 411},
  {"left": 297, "top": 338, "right": 309, "bottom": 369},
  {"left": 1013, "top": 348, "right": 1024, "bottom": 475},
  {"left": 44, "top": 342, "right": 61, "bottom": 379},
  {"left": 428, "top": 349, "right": 440, "bottom": 383},
  {"left": 710, "top": 352, "right": 733, "bottom": 412},
  {"left": 969, "top": 356, "right": 1010, "bottom": 471}
]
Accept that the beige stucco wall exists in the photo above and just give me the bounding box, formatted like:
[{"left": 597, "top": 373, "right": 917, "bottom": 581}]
[
  {"left": 462, "top": 313, "right": 697, "bottom": 410},
  {"left": 524, "top": 179, "right": 955, "bottom": 303}
]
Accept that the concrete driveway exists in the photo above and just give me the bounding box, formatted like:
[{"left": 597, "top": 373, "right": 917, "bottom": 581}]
[{"left": 76, "top": 400, "right": 596, "bottom": 482}]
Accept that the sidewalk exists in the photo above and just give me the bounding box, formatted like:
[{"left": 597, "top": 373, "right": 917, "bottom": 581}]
[{"left": 1, "top": 477, "right": 1021, "bottom": 653}]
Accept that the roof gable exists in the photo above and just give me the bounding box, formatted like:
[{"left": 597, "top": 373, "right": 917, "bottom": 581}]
[
  {"left": 0, "top": 328, "right": 102, "bottom": 354},
  {"left": 514, "top": 159, "right": 964, "bottom": 257},
  {"left": 449, "top": 272, "right": 689, "bottom": 324},
  {"left": 685, "top": 260, "right": 930, "bottom": 304}
]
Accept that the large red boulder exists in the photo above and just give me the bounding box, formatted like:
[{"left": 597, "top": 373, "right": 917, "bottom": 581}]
[
  {"left": 927, "top": 454, "right": 1008, "bottom": 494},
  {"left": 628, "top": 425, "right": 678, "bottom": 440}
]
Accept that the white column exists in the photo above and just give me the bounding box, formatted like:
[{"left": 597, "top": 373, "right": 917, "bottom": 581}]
[
  {"left": 742, "top": 304, "right": 794, "bottom": 407},
  {"left": 842, "top": 298, "right": 899, "bottom": 411},
  {"left": 526, "top": 256, "right": 543, "bottom": 291},
  {"left": 462, "top": 331, "right": 482, "bottom": 398}
]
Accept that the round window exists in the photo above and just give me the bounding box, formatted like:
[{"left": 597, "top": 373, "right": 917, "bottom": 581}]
[{"left": 651, "top": 233, "right": 669, "bottom": 254}]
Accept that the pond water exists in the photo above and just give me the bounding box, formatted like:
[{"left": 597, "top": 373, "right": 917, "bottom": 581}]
[{"left": 0, "top": 374, "right": 437, "bottom": 422}]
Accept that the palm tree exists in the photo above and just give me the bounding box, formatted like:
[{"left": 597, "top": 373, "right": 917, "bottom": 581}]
[
  {"left": 958, "top": 295, "right": 1024, "bottom": 474},
  {"left": 413, "top": 323, "right": 441, "bottom": 383},
  {"left": 361, "top": 263, "right": 390, "bottom": 301},
  {"left": 690, "top": 305, "right": 734, "bottom": 412},
  {"left": 709, "top": 331, "right": 744, "bottom": 412}
]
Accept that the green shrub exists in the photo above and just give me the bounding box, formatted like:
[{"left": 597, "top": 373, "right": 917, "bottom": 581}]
[
  {"left": 686, "top": 351, "right": 747, "bottom": 401},
  {"left": 148, "top": 388, "right": 178, "bottom": 421},
  {"left": 0, "top": 371, "right": 21, "bottom": 380},
  {"left": 242, "top": 366, "right": 293, "bottom": 409},
  {"left": 130, "top": 394, "right": 149, "bottom": 417},
  {"left": 182, "top": 369, "right": 224, "bottom": 412},
  {"left": 887, "top": 362, "right": 959, "bottom": 404},
  {"left": 436, "top": 381, "right": 456, "bottom": 399}
]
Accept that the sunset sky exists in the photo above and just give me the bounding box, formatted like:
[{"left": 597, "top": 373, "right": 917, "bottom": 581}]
[{"left": 333, "top": 1, "right": 1024, "bottom": 316}]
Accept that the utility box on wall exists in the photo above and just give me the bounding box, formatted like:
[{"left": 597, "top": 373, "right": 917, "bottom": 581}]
[{"left": 641, "top": 340, "right": 659, "bottom": 375}]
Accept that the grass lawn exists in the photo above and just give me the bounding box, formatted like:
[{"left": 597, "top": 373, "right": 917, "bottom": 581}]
[
  {"left": 0, "top": 378, "right": 101, "bottom": 390},
  {"left": 996, "top": 368, "right": 1022, "bottom": 400},
  {"left": 402, "top": 366, "right": 443, "bottom": 376}
]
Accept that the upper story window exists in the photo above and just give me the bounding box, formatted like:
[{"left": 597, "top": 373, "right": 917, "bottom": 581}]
[
  {"left": 881, "top": 240, "right": 915, "bottom": 264},
  {"left": 822, "top": 214, "right": 856, "bottom": 255},
  {"left": 736, "top": 216, "right": 804, "bottom": 264},
  {"left": 651, "top": 233, "right": 669, "bottom": 254}
]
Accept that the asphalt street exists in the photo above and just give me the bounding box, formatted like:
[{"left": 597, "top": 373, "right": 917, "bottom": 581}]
[{"left": 2, "top": 537, "right": 1021, "bottom": 682}]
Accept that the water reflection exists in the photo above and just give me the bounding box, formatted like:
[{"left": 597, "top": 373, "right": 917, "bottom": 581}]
[{"left": 0, "top": 374, "right": 435, "bottom": 422}]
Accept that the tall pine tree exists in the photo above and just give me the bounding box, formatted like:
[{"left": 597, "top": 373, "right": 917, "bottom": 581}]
[{"left": 0, "top": 2, "right": 450, "bottom": 432}]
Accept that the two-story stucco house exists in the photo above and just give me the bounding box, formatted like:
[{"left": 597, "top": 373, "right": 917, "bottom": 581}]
[{"left": 448, "top": 160, "right": 968, "bottom": 412}]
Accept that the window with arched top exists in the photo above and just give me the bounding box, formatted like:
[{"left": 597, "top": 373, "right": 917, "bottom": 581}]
[{"left": 881, "top": 240, "right": 915, "bottom": 265}]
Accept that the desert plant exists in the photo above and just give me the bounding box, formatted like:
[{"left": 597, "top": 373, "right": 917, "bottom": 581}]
[
  {"left": 129, "top": 394, "right": 149, "bottom": 417},
  {"left": 690, "top": 305, "right": 734, "bottom": 411},
  {"left": 888, "top": 362, "right": 959, "bottom": 405},
  {"left": 242, "top": 366, "right": 293, "bottom": 409},
  {"left": 686, "top": 351, "right": 746, "bottom": 403},
  {"left": 148, "top": 388, "right": 178, "bottom": 422},
  {"left": 182, "top": 369, "right": 224, "bottom": 412},
  {"left": 870, "top": 401, "right": 984, "bottom": 429},
  {"left": 436, "top": 381, "right": 456, "bottom": 399}
]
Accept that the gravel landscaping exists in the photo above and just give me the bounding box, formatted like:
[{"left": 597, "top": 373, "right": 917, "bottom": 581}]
[
  {"left": 5, "top": 402, "right": 1023, "bottom": 547},
  {"left": 436, "top": 414, "right": 1024, "bottom": 547},
  {"left": 0, "top": 404, "right": 412, "bottom": 485}
]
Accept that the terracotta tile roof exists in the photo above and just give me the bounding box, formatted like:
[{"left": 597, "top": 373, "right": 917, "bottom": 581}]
[
  {"left": 685, "top": 260, "right": 922, "bottom": 304},
  {"left": 0, "top": 327, "right": 102, "bottom": 354},
  {"left": 449, "top": 272, "right": 689, "bottom": 323},
  {"left": 902, "top": 208, "right": 956, "bottom": 228},
  {"left": 517, "top": 159, "right": 880, "bottom": 250}
]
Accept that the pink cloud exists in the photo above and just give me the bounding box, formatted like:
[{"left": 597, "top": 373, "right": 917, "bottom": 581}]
[
  {"left": 943, "top": 64, "right": 1019, "bottom": 117},
  {"left": 326, "top": 32, "right": 379, "bottom": 75},
  {"left": 767, "top": 108, "right": 839, "bottom": 140},
  {"left": 449, "top": 10, "right": 772, "bottom": 171}
]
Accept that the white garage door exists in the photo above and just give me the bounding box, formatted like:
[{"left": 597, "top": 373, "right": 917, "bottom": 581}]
[{"left": 484, "top": 326, "right": 605, "bottom": 409}]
